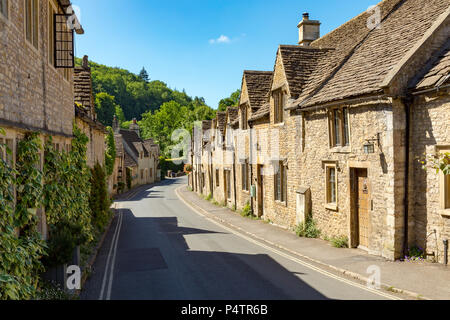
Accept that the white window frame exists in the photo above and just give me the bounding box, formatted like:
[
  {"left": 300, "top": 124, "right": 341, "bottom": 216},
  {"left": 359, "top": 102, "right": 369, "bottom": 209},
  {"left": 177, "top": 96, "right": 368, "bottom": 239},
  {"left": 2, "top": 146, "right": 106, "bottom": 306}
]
[{"left": 325, "top": 162, "right": 338, "bottom": 211}]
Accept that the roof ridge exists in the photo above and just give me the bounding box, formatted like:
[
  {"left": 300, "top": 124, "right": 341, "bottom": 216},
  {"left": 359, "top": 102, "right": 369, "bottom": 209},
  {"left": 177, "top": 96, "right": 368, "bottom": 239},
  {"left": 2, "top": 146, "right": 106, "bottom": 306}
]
[{"left": 295, "top": 0, "right": 406, "bottom": 108}]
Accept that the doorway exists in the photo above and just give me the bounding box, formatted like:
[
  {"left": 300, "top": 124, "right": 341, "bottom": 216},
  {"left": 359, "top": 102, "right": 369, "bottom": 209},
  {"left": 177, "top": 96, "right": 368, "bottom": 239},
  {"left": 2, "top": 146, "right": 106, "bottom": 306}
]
[{"left": 350, "top": 168, "right": 371, "bottom": 249}]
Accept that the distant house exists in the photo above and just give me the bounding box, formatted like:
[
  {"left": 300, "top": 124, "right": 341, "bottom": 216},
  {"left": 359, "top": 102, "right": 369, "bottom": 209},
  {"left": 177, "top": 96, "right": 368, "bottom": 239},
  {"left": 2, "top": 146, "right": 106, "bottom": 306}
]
[
  {"left": 113, "top": 118, "right": 160, "bottom": 190},
  {"left": 0, "top": 0, "right": 83, "bottom": 238},
  {"left": 74, "top": 55, "right": 107, "bottom": 168}
]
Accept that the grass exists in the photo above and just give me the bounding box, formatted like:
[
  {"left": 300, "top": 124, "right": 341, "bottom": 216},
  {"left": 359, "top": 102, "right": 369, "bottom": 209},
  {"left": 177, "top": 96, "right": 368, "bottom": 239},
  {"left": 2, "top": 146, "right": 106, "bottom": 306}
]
[
  {"left": 295, "top": 219, "right": 321, "bottom": 238},
  {"left": 330, "top": 235, "right": 349, "bottom": 248}
]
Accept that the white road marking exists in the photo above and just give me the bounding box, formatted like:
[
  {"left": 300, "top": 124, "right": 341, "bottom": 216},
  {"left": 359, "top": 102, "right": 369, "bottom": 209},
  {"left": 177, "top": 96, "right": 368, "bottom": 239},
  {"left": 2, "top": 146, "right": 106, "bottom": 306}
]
[
  {"left": 175, "top": 186, "right": 402, "bottom": 300},
  {"left": 99, "top": 211, "right": 122, "bottom": 300},
  {"left": 106, "top": 210, "right": 123, "bottom": 300}
]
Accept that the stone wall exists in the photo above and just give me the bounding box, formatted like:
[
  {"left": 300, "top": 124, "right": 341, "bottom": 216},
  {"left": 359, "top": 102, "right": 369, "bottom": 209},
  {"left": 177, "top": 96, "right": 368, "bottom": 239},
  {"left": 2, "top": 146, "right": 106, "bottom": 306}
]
[
  {"left": 0, "top": 0, "right": 75, "bottom": 137},
  {"left": 411, "top": 91, "right": 450, "bottom": 264}
]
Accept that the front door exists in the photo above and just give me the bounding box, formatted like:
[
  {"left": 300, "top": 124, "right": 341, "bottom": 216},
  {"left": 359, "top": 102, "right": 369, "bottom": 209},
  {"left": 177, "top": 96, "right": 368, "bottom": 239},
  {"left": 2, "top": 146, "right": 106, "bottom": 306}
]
[
  {"left": 355, "top": 169, "right": 370, "bottom": 248},
  {"left": 257, "top": 165, "right": 264, "bottom": 217}
]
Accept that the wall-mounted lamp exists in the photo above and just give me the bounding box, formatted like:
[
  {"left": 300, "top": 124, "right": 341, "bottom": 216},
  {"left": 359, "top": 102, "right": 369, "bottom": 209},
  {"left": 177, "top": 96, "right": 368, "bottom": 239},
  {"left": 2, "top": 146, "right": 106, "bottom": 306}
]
[{"left": 364, "top": 133, "right": 381, "bottom": 155}]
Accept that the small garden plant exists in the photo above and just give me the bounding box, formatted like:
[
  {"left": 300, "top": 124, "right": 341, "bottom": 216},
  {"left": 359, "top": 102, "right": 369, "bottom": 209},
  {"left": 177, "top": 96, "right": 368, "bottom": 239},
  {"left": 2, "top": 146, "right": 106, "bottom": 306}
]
[
  {"left": 330, "top": 236, "right": 349, "bottom": 248},
  {"left": 295, "top": 219, "right": 321, "bottom": 238}
]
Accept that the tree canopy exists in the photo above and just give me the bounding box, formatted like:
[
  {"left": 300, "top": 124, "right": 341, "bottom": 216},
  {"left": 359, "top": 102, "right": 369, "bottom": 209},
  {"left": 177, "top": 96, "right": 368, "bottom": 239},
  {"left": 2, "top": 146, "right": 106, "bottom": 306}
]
[{"left": 218, "top": 89, "right": 240, "bottom": 112}]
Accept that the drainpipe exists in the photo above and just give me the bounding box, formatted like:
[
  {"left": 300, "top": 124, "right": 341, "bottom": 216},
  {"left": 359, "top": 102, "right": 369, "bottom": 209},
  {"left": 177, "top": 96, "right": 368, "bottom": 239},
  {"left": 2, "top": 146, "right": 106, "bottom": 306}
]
[
  {"left": 402, "top": 96, "right": 412, "bottom": 258},
  {"left": 444, "top": 239, "right": 448, "bottom": 266},
  {"left": 249, "top": 123, "right": 254, "bottom": 216}
]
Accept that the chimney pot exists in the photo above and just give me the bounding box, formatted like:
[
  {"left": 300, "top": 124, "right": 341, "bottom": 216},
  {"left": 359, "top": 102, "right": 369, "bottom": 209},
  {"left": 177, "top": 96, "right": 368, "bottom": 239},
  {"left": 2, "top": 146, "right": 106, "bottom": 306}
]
[{"left": 303, "top": 12, "right": 309, "bottom": 20}]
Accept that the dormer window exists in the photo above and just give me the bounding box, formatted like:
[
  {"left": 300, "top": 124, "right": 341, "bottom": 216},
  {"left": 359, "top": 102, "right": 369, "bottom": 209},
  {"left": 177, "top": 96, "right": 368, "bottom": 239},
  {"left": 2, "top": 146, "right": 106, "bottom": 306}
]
[{"left": 273, "top": 89, "right": 284, "bottom": 124}]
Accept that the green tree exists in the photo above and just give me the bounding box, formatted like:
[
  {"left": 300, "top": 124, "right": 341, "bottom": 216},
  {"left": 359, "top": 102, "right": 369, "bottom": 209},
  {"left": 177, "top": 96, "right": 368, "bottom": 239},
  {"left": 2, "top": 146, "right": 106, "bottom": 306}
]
[
  {"left": 95, "top": 92, "right": 118, "bottom": 127},
  {"left": 139, "top": 67, "right": 150, "bottom": 82},
  {"left": 218, "top": 89, "right": 240, "bottom": 112},
  {"left": 105, "top": 127, "right": 116, "bottom": 177},
  {"left": 115, "top": 105, "right": 126, "bottom": 123}
]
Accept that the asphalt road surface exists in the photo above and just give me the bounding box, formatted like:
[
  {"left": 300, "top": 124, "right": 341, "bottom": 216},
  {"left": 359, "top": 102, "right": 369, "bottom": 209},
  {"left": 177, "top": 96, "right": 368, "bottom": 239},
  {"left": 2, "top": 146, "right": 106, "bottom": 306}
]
[{"left": 80, "top": 177, "right": 399, "bottom": 300}]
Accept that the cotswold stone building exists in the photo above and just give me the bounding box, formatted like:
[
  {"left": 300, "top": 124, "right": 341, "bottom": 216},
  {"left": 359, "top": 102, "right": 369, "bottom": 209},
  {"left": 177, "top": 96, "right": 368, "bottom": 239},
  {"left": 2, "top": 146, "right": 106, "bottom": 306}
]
[
  {"left": 113, "top": 119, "right": 160, "bottom": 190},
  {"left": 190, "top": 0, "right": 450, "bottom": 263},
  {"left": 0, "top": 0, "right": 83, "bottom": 238},
  {"left": 74, "top": 56, "right": 107, "bottom": 168}
]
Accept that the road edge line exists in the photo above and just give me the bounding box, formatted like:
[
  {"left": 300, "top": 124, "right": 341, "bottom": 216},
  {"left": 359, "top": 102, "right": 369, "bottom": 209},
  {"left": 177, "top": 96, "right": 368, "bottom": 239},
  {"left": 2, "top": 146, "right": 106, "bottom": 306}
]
[{"left": 176, "top": 185, "right": 430, "bottom": 301}]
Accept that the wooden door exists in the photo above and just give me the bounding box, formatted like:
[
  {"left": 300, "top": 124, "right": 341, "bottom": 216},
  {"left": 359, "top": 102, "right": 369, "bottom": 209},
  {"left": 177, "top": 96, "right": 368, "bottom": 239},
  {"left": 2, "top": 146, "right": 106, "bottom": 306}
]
[
  {"left": 257, "top": 165, "right": 264, "bottom": 217},
  {"left": 356, "top": 169, "right": 370, "bottom": 248}
]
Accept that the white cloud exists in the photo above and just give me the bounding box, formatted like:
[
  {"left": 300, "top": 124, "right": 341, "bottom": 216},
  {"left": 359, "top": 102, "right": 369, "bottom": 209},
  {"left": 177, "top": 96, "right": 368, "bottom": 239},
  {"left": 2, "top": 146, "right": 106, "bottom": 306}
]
[{"left": 209, "top": 35, "right": 231, "bottom": 44}]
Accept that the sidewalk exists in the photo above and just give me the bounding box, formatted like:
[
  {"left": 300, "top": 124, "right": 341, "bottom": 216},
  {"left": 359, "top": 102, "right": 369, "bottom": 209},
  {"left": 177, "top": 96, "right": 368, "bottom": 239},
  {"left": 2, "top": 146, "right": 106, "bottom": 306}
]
[{"left": 177, "top": 186, "right": 450, "bottom": 300}]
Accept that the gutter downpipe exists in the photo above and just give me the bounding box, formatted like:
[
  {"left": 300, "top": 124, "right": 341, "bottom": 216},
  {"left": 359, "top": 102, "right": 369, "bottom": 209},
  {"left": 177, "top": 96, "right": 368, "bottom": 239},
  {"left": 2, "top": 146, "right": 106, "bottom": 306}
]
[{"left": 402, "top": 95, "right": 412, "bottom": 258}]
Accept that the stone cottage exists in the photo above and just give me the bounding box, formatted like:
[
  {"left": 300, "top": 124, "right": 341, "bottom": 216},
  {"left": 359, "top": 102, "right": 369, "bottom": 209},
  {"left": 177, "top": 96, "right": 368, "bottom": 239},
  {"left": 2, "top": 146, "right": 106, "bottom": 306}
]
[
  {"left": 0, "top": 0, "right": 83, "bottom": 238},
  {"left": 113, "top": 119, "right": 160, "bottom": 190},
  {"left": 192, "top": 0, "right": 449, "bottom": 263}
]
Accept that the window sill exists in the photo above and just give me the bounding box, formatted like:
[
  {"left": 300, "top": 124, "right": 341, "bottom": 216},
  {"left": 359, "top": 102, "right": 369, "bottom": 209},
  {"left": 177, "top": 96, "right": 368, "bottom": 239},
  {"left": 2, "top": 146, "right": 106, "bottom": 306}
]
[
  {"left": 275, "top": 200, "right": 287, "bottom": 207},
  {"left": 330, "top": 146, "right": 351, "bottom": 154},
  {"left": 273, "top": 122, "right": 285, "bottom": 128},
  {"left": 325, "top": 203, "right": 338, "bottom": 211},
  {"left": 441, "top": 209, "right": 450, "bottom": 218}
]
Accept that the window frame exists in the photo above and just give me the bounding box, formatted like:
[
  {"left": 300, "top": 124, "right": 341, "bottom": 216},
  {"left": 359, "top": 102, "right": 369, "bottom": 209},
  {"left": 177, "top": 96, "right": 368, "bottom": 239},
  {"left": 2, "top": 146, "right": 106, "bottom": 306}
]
[
  {"left": 273, "top": 89, "right": 284, "bottom": 124},
  {"left": 438, "top": 147, "right": 450, "bottom": 215},
  {"left": 215, "top": 169, "right": 220, "bottom": 187},
  {"left": 240, "top": 104, "right": 248, "bottom": 130},
  {"left": 325, "top": 163, "right": 338, "bottom": 210},
  {"left": 328, "top": 107, "right": 350, "bottom": 148},
  {"left": 241, "top": 159, "right": 249, "bottom": 192},
  {"left": 25, "top": 0, "right": 40, "bottom": 50},
  {"left": 0, "top": 0, "right": 9, "bottom": 20},
  {"left": 274, "top": 161, "right": 287, "bottom": 204}
]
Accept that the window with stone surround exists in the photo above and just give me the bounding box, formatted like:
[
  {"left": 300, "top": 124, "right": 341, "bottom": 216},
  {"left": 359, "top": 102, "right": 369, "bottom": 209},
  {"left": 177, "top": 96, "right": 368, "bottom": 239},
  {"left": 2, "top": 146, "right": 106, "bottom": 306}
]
[
  {"left": 25, "top": 0, "right": 39, "bottom": 49},
  {"left": 328, "top": 107, "right": 350, "bottom": 148},
  {"left": 0, "top": 0, "right": 8, "bottom": 19},
  {"left": 273, "top": 89, "right": 284, "bottom": 124},
  {"left": 325, "top": 163, "right": 337, "bottom": 205},
  {"left": 438, "top": 147, "right": 450, "bottom": 212},
  {"left": 241, "top": 105, "right": 248, "bottom": 130},
  {"left": 48, "top": 0, "right": 56, "bottom": 66},
  {"left": 225, "top": 169, "right": 231, "bottom": 200},
  {"left": 215, "top": 169, "right": 220, "bottom": 187},
  {"left": 274, "top": 161, "right": 287, "bottom": 203}
]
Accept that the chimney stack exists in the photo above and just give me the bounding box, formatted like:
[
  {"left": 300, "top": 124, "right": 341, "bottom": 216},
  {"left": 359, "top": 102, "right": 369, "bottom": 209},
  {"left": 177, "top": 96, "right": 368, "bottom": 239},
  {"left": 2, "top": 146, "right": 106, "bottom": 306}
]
[
  {"left": 129, "top": 118, "right": 140, "bottom": 138},
  {"left": 298, "top": 12, "right": 321, "bottom": 46}
]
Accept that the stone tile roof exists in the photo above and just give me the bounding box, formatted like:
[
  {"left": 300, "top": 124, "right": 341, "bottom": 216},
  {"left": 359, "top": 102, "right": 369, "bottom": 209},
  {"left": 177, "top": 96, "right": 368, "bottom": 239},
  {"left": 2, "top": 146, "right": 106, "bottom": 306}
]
[
  {"left": 243, "top": 71, "right": 273, "bottom": 109},
  {"left": 412, "top": 44, "right": 450, "bottom": 90},
  {"left": 278, "top": 46, "right": 334, "bottom": 99},
  {"left": 114, "top": 134, "right": 124, "bottom": 157},
  {"left": 124, "top": 151, "right": 138, "bottom": 167},
  {"left": 216, "top": 112, "right": 227, "bottom": 136},
  {"left": 120, "top": 129, "right": 143, "bottom": 158},
  {"left": 249, "top": 103, "right": 270, "bottom": 122},
  {"left": 295, "top": 0, "right": 450, "bottom": 108},
  {"left": 74, "top": 66, "right": 94, "bottom": 113},
  {"left": 227, "top": 107, "right": 239, "bottom": 124},
  {"left": 202, "top": 120, "right": 213, "bottom": 142}
]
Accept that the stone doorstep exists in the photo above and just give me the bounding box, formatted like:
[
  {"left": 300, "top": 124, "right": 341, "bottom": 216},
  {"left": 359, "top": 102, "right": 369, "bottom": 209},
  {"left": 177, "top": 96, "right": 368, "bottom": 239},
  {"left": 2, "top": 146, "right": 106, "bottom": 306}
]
[{"left": 177, "top": 186, "right": 447, "bottom": 301}]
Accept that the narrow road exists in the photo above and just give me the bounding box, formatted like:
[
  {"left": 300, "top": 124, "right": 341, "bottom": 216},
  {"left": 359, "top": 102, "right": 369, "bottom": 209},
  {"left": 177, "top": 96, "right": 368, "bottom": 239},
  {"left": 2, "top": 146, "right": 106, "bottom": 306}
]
[{"left": 80, "top": 177, "right": 396, "bottom": 300}]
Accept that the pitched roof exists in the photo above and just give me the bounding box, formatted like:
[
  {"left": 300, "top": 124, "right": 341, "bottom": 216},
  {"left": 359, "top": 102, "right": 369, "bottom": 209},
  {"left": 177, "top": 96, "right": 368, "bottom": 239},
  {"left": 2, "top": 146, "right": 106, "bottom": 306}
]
[
  {"left": 412, "top": 43, "right": 450, "bottom": 90},
  {"left": 114, "top": 134, "right": 124, "bottom": 157},
  {"left": 120, "top": 129, "right": 142, "bottom": 158},
  {"left": 124, "top": 151, "right": 138, "bottom": 167},
  {"left": 249, "top": 103, "right": 270, "bottom": 122},
  {"left": 295, "top": 0, "right": 450, "bottom": 108},
  {"left": 216, "top": 112, "right": 227, "bottom": 136},
  {"left": 278, "top": 46, "right": 334, "bottom": 99},
  {"left": 227, "top": 107, "right": 239, "bottom": 124},
  {"left": 243, "top": 71, "right": 273, "bottom": 109},
  {"left": 74, "top": 66, "right": 94, "bottom": 112}
]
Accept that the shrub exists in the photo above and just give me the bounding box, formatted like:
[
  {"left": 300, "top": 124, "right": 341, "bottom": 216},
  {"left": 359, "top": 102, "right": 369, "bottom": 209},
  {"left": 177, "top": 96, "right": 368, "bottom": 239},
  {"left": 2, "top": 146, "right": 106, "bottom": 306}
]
[
  {"left": 241, "top": 203, "right": 252, "bottom": 218},
  {"left": 296, "top": 219, "right": 321, "bottom": 238},
  {"left": 89, "top": 163, "right": 111, "bottom": 231},
  {"left": 205, "top": 193, "right": 212, "bottom": 201},
  {"left": 405, "top": 246, "right": 425, "bottom": 262},
  {"left": 330, "top": 236, "right": 349, "bottom": 248}
]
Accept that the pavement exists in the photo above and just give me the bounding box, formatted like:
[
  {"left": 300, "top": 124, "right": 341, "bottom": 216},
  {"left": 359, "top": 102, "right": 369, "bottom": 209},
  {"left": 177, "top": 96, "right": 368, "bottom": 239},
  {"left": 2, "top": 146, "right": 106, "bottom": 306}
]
[
  {"left": 79, "top": 177, "right": 415, "bottom": 300},
  {"left": 178, "top": 179, "right": 450, "bottom": 300}
]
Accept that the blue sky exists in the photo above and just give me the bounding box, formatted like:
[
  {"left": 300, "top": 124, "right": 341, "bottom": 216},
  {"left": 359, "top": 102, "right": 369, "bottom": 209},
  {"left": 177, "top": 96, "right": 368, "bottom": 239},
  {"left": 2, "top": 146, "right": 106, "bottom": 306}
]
[{"left": 72, "top": 0, "right": 379, "bottom": 109}]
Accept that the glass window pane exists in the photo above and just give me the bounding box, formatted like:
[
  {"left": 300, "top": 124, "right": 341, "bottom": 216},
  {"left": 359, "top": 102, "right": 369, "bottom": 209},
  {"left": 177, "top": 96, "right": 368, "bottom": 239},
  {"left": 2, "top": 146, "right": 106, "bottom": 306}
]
[
  {"left": 343, "top": 108, "right": 350, "bottom": 146},
  {"left": 329, "top": 167, "right": 336, "bottom": 203},
  {"left": 445, "top": 175, "right": 450, "bottom": 209},
  {"left": 32, "top": 0, "right": 38, "bottom": 48},
  {"left": 334, "top": 110, "right": 340, "bottom": 146}
]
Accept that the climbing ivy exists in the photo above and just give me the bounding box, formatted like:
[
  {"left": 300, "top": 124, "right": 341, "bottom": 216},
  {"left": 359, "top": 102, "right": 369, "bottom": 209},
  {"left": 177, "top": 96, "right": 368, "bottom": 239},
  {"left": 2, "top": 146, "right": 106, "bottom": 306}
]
[
  {"left": 105, "top": 127, "right": 116, "bottom": 177},
  {"left": 0, "top": 131, "right": 46, "bottom": 300}
]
